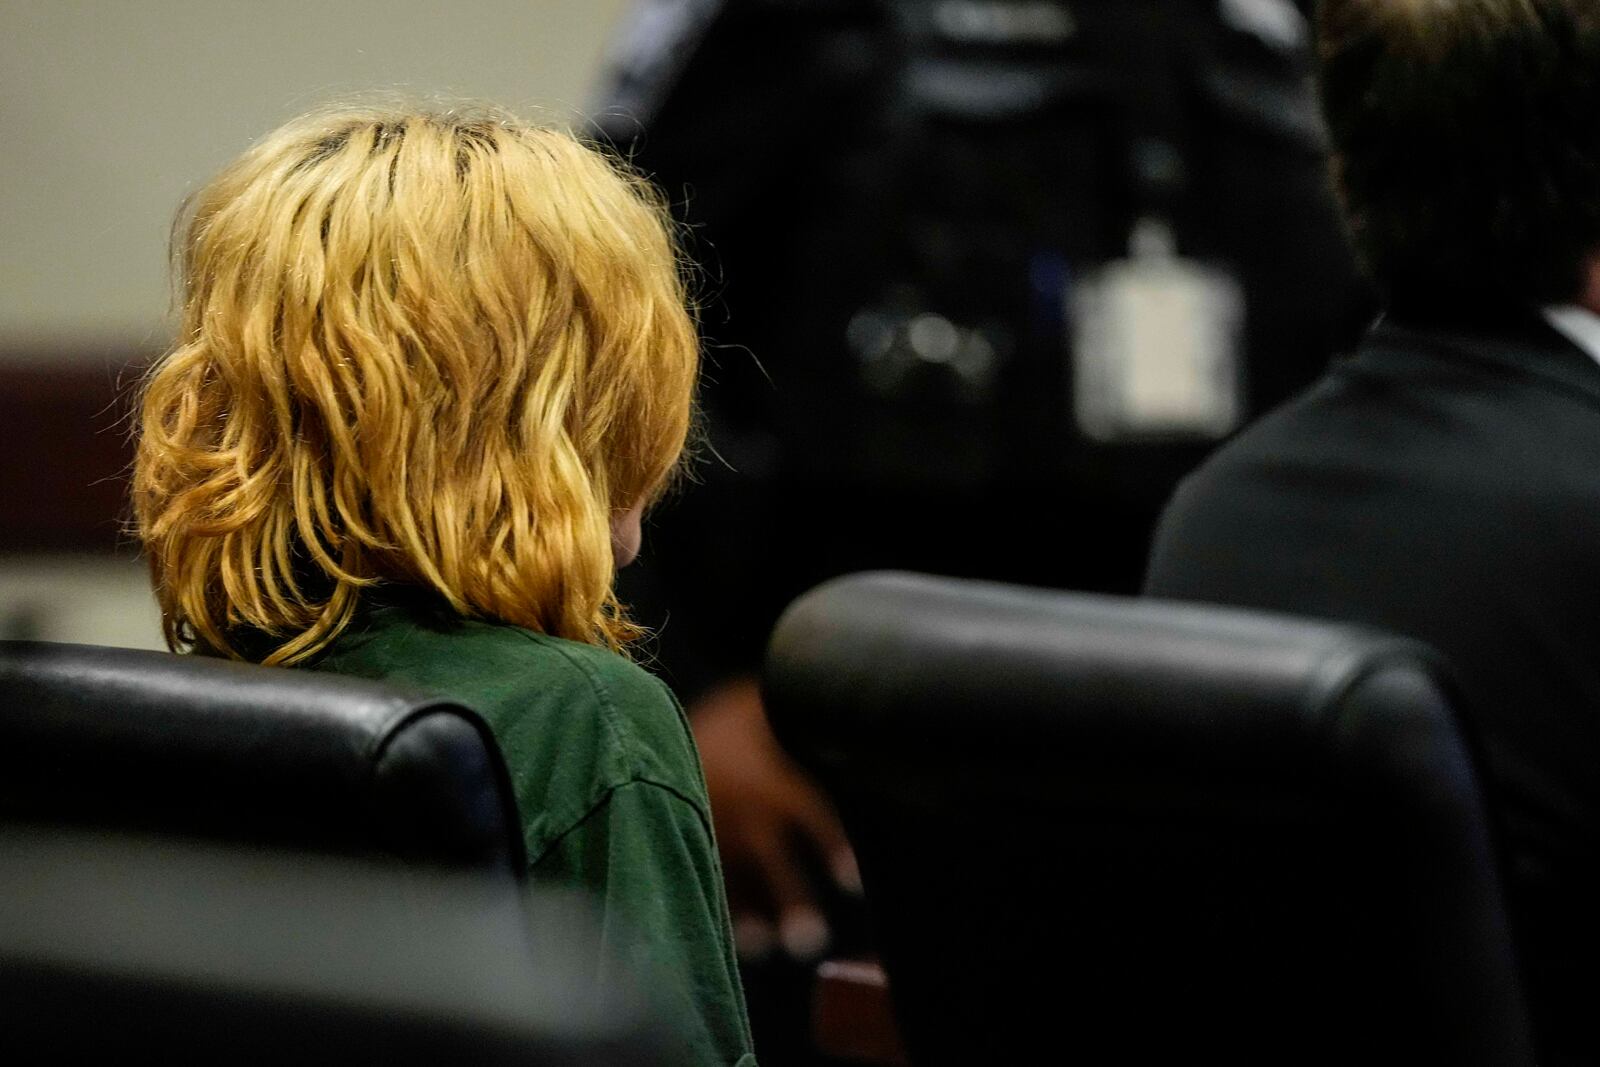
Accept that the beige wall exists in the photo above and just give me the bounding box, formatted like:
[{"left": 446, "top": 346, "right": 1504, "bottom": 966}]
[{"left": 0, "top": 0, "right": 628, "bottom": 360}]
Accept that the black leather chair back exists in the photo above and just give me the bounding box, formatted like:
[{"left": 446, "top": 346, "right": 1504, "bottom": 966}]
[
  {"left": 764, "top": 572, "right": 1532, "bottom": 1065},
  {"left": 0, "top": 826, "right": 664, "bottom": 1064},
  {"left": 0, "top": 641, "right": 524, "bottom": 875}
]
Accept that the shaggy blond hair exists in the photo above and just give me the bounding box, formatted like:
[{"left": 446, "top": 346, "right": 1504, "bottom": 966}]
[{"left": 134, "top": 103, "right": 697, "bottom": 664}]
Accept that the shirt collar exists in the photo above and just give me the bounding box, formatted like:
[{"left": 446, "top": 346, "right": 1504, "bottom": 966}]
[
  {"left": 1361, "top": 310, "right": 1600, "bottom": 413},
  {"left": 1540, "top": 304, "right": 1600, "bottom": 369}
]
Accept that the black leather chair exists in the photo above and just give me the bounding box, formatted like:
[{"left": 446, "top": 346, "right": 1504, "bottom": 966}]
[
  {"left": 0, "top": 642, "right": 676, "bottom": 1062},
  {"left": 0, "top": 825, "right": 664, "bottom": 1063},
  {"left": 763, "top": 572, "right": 1533, "bottom": 1065},
  {"left": 0, "top": 640, "right": 524, "bottom": 875}
]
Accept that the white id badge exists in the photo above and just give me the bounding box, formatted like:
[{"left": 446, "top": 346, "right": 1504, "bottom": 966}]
[{"left": 1070, "top": 248, "right": 1245, "bottom": 442}]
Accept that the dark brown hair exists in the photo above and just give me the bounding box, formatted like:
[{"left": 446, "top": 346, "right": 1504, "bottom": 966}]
[{"left": 1317, "top": 0, "right": 1600, "bottom": 306}]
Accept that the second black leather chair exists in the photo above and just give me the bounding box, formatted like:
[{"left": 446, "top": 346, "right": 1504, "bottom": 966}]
[
  {"left": 0, "top": 826, "right": 663, "bottom": 1064},
  {"left": 764, "top": 572, "right": 1533, "bottom": 1065}
]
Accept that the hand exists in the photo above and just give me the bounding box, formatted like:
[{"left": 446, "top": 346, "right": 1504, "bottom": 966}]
[{"left": 690, "top": 676, "right": 861, "bottom": 962}]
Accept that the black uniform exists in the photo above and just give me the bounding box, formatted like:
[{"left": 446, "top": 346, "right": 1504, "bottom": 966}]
[{"left": 598, "top": 0, "right": 1369, "bottom": 700}]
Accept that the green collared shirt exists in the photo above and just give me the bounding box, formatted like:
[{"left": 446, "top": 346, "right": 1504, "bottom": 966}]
[{"left": 308, "top": 594, "right": 756, "bottom": 1067}]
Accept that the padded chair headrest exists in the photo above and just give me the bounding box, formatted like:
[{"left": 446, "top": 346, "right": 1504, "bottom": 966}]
[
  {"left": 766, "top": 570, "right": 1467, "bottom": 792},
  {"left": 0, "top": 641, "right": 525, "bottom": 874}
]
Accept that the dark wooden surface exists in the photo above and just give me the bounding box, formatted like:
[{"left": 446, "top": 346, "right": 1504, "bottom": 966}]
[
  {"left": 812, "top": 959, "right": 909, "bottom": 1067},
  {"left": 0, "top": 356, "right": 147, "bottom": 553}
]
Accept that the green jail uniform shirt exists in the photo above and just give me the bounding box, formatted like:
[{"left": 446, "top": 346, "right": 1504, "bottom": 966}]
[{"left": 307, "top": 594, "right": 757, "bottom": 1067}]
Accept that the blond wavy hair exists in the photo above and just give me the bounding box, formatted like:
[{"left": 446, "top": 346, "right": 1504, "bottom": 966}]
[{"left": 133, "top": 103, "right": 698, "bottom": 665}]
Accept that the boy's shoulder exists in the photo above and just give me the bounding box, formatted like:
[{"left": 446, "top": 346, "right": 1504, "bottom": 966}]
[{"left": 316, "top": 606, "right": 704, "bottom": 806}]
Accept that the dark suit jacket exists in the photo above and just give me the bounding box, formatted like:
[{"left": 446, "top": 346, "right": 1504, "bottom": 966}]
[{"left": 1145, "top": 311, "right": 1600, "bottom": 1064}]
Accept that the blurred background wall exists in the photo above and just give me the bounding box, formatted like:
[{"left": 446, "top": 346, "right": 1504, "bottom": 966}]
[{"left": 0, "top": 0, "right": 628, "bottom": 648}]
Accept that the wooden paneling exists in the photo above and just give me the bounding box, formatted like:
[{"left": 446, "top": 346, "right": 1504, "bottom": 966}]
[
  {"left": 812, "top": 959, "right": 909, "bottom": 1066},
  {"left": 0, "top": 357, "right": 148, "bottom": 553}
]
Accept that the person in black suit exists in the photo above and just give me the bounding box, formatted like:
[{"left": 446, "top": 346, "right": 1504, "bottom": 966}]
[{"left": 1144, "top": 3, "right": 1600, "bottom": 1062}]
